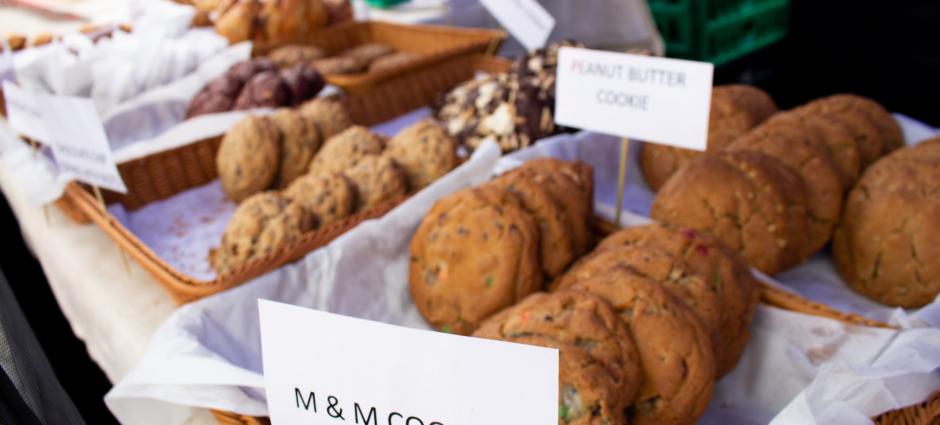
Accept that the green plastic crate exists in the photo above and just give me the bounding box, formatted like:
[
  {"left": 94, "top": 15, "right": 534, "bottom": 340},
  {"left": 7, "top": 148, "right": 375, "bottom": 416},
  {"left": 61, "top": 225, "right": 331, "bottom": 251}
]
[
  {"left": 649, "top": 0, "right": 789, "bottom": 64},
  {"left": 364, "top": 0, "right": 408, "bottom": 9}
]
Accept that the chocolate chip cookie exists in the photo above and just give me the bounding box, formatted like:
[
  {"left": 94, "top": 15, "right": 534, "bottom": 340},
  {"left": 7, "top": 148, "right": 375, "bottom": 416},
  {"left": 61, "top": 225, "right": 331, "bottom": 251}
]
[
  {"left": 519, "top": 158, "right": 594, "bottom": 256},
  {"left": 308, "top": 126, "right": 384, "bottom": 175},
  {"left": 299, "top": 98, "right": 353, "bottom": 140},
  {"left": 268, "top": 44, "right": 327, "bottom": 68},
  {"left": 384, "top": 119, "right": 459, "bottom": 190},
  {"left": 344, "top": 155, "right": 409, "bottom": 211},
  {"left": 209, "top": 191, "right": 315, "bottom": 276},
  {"left": 270, "top": 108, "right": 322, "bottom": 188},
  {"left": 283, "top": 171, "right": 357, "bottom": 227},
  {"left": 217, "top": 115, "right": 281, "bottom": 202}
]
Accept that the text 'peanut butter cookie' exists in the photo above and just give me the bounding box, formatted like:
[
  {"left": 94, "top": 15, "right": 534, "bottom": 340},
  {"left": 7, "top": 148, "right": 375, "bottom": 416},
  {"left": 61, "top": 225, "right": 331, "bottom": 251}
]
[{"left": 409, "top": 187, "right": 542, "bottom": 335}]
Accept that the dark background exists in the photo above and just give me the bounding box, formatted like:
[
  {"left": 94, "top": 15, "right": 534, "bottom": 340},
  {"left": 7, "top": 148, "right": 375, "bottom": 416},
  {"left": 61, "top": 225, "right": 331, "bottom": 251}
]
[{"left": 1, "top": 1, "right": 938, "bottom": 424}]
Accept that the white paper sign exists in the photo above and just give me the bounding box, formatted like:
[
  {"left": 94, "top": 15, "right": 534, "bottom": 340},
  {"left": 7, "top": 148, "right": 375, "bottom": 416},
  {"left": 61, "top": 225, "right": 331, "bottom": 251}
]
[
  {"left": 2, "top": 81, "right": 50, "bottom": 142},
  {"left": 480, "top": 0, "right": 555, "bottom": 51},
  {"left": 259, "top": 300, "right": 558, "bottom": 425},
  {"left": 555, "top": 47, "right": 714, "bottom": 151},
  {"left": 42, "top": 95, "right": 128, "bottom": 193}
]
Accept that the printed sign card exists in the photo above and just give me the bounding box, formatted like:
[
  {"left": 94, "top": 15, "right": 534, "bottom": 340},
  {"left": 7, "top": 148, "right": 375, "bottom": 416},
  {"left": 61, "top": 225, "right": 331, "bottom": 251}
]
[
  {"left": 259, "top": 300, "right": 558, "bottom": 425},
  {"left": 555, "top": 47, "right": 714, "bottom": 151},
  {"left": 479, "top": 0, "right": 555, "bottom": 51}
]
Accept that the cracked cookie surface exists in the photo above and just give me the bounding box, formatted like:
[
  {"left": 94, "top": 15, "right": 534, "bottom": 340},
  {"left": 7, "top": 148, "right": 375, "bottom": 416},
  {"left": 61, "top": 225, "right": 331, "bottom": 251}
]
[
  {"left": 217, "top": 115, "right": 281, "bottom": 202},
  {"left": 834, "top": 138, "right": 940, "bottom": 308}
]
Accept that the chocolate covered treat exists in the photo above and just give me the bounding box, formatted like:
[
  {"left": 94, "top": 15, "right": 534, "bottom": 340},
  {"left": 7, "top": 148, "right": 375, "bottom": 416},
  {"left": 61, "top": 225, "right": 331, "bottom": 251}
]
[{"left": 233, "top": 71, "right": 291, "bottom": 110}]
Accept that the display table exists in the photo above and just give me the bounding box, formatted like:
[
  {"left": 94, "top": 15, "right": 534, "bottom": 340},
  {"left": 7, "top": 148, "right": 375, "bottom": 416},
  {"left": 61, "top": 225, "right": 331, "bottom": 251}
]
[{"left": 0, "top": 124, "right": 216, "bottom": 424}]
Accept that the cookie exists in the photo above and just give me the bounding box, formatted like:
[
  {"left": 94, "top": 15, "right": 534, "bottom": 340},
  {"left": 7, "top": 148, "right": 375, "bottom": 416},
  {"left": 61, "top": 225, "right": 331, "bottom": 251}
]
[
  {"left": 783, "top": 109, "right": 862, "bottom": 185},
  {"left": 298, "top": 98, "right": 353, "bottom": 140},
  {"left": 729, "top": 113, "right": 845, "bottom": 259},
  {"left": 651, "top": 151, "right": 808, "bottom": 275},
  {"left": 640, "top": 85, "right": 777, "bottom": 191},
  {"left": 566, "top": 266, "right": 715, "bottom": 425},
  {"left": 488, "top": 168, "right": 577, "bottom": 278},
  {"left": 283, "top": 171, "right": 357, "bottom": 227},
  {"left": 504, "top": 335, "right": 626, "bottom": 425},
  {"left": 409, "top": 186, "right": 542, "bottom": 334},
  {"left": 280, "top": 63, "right": 326, "bottom": 106},
  {"left": 344, "top": 155, "right": 409, "bottom": 210},
  {"left": 308, "top": 126, "right": 383, "bottom": 175},
  {"left": 384, "top": 119, "right": 459, "bottom": 190},
  {"left": 311, "top": 55, "right": 368, "bottom": 74},
  {"left": 813, "top": 94, "right": 903, "bottom": 154},
  {"left": 268, "top": 45, "right": 327, "bottom": 68},
  {"left": 270, "top": 108, "right": 322, "bottom": 188},
  {"left": 210, "top": 191, "right": 315, "bottom": 276},
  {"left": 552, "top": 246, "right": 722, "bottom": 367},
  {"left": 833, "top": 138, "right": 940, "bottom": 308},
  {"left": 801, "top": 98, "right": 885, "bottom": 168},
  {"left": 341, "top": 43, "right": 394, "bottom": 64},
  {"left": 368, "top": 51, "right": 420, "bottom": 73},
  {"left": 593, "top": 223, "right": 759, "bottom": 377},
  {"left": 520, "top": 158, "right": 594, "bottom": 256},
  {"left": 474, "top": 290, "right": 642, "bottom": 415},
  {"left": 217, "top": 115, "right": 281, "bottom": 202},
  {"left": 474, "top": 291, "right": 640, "bottom": 423},
  {"left": 233, "top": 70, "right": 291, "bottom": 110}
]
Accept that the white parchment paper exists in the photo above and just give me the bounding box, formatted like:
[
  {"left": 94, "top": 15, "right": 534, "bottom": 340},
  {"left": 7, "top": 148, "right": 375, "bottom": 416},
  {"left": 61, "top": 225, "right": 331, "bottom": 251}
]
[{"left": 105, "top": 115, "right": 940, "bottom": 425}]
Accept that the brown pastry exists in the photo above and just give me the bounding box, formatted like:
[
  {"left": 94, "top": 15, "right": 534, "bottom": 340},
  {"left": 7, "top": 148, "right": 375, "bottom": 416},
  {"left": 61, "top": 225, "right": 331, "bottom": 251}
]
[
  {"left": 833, "top": 138, "right": 940, "bottom": 308},
  {"left": 259, "top": 0, "right": 328, "bottom": 44},
  {"left": 800, "top": 97, "right": 885, "bottom": 168},
  {"left": 186, "top": 75, "right": 243, "bottom": 118},
  {"left": 298, "top": 98, "right": 353, "bottom": 140},
  {"left": 368, "top": 51, "right": 420, "bottom": 73},
  {"left": 409, "top": 186, "right": 542, "bottom": 335},
  {"left": 519, "top": 159, "right": 594, "bottom": 256},
  {"left": 778, "top": 109, "right": 862, "bottom": 185},
  {"left": 341, "top": 43, "right": 394, "bottom": 64},
  {"left": 308, "top": 125, "right": 383, "bottom": 175},
  {"left": 217, "top": 115, "right": 281, "bottom": 202},
  {"left": 227, "top": 58, "right": 278, "bottom": 85},
  {"left": 506, "top": 335, "right": 627, "bottom": 425},
  {"left": 214, "top": 0, "right": 260, "bottom": 44},
  {"left": 566, "top": 266, "right": 715, "bottom": 425},
  {"left": 384, "top": 119, "right": 459, "bottom": 190},
  {"left": 475, "top": 290, "right": 642, "bottom": 424},
  {"left": 651, "top": 151, "right": 809, "bottom": 275},
  {"left": 209, "top": 191, "right": 315, "bottom": 275},
  {"left": 344, "top": 155, "right": 409, "bottom": 210},
  {"left": 280, "top": 63, "right": 325, "bottom": 106},
  {"left": 311, "top": 55, "right": 368, "bottom": 74},
  {"left": 728, "top": 113, "right": 845, "bottom": 259},
  {"left": 594, "top": 223, "right": 759, "bottom": 377},
  {"left": 270, "top": 108, "right": 321, "bottom": 187},
  {"left": 30, "top": 32, "right": 55, "bottom": 47},
  {"left": 5, "top": 34, "right": 27, "bottom": 51},
  {"left": 811, "top": 94, "right": 903, "bottom": 154},
  {"left": 554, "top": 244, "right": 722, "bottom": 349},
  {"left": 284, "top": 171, "right": 357, "bottom": 227},
  {"left": 268, "top": 45, "right": 327, "bottom": 68},
  {"left": 233, "top": 71, "right": 291, "bottom": 110},
  {"left": 640, "top": 84, "right": 778, "bottom": 191}
]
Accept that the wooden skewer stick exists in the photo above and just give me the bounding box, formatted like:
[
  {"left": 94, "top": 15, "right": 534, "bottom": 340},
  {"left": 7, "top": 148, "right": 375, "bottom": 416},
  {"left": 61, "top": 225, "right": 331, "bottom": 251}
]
[
  {"left": 615, "top": 138, "right": 631, "bottom": 226},
  {"left": 485, "top": 36, "right": 501, "bottom": 56},
  {"left": 92, "top": 185, "right": 131, "bottom": 275}
]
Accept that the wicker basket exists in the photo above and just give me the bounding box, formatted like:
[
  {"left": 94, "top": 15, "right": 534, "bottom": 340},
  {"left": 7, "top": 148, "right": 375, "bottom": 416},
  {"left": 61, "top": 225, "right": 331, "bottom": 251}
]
[
  {"left": 254, "top": 21, "right": 506, "bottom": 94},
  {"left": 60, "top": 55, "right": 515, "bottom": 305}
]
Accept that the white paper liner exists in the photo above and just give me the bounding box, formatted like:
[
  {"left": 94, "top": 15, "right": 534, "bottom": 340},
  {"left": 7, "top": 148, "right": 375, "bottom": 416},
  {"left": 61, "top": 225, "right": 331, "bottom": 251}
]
[{"left": 105, "top": 115, "right": 940, "bottom": 425}]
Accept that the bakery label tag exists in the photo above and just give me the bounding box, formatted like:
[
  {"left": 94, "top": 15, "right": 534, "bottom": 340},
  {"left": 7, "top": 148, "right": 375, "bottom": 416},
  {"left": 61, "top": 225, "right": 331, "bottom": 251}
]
[
  {"left": 554, "top": 47, "right": 714, "bottom": 151},
  {"left": 479, "top": 0, "right": 555, "bottom": 51},
  {"left": 259, "top": 300, "right": 558, "bottom": 425},
  {"left": 3, "top": 80, "right": 50, "bottom": 142},
  {"left": 42, "top": 94, "right": 127, "bottom": 193}
]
